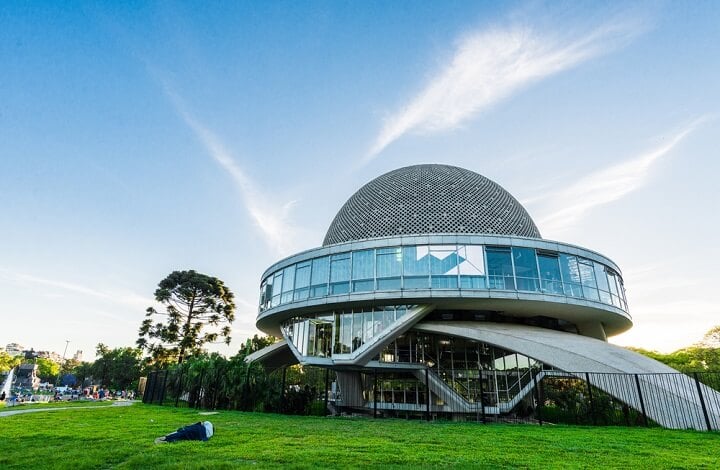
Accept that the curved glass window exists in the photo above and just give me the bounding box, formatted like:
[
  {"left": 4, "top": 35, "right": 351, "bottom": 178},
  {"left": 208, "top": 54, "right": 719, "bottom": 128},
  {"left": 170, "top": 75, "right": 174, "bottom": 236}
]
[
  {"left": 486, "top": 247, "right": 514, "bottom": 290},
  {"left": 537, "top": 253, "right": 563, "bottom": 295},
  {"left": 310, "top": 256, "right": 329, "bottom": 298},
  {"left": 512, "top": 247, "right": 539, "bottom": 292},
  {"left": 458, "top": 245, "right": 485, "bottom": 288},
  {"left": 430, "top": 245, "right": 459, "bottom": 288},
  {"left": 282, "top": 306, "right": 410, "bottom": 358},
  {"left": 352, "top": 249, "right": 375, "bottom": 292},
  {"left": 377, "top": 247, "right": 402, "bottom": 290},
  {"left": 293, "top": 261, "right": 311, "bottom": 301},
  {"left": 261, "top": 244, "right": 626, "bottom": 313},
  {"left": 403, "top": 246, "right": 430, "bottom": 289}
]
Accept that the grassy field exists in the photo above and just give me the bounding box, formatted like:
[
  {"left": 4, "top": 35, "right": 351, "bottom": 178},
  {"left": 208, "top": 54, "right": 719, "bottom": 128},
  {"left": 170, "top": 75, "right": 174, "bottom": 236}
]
[{"left": 1, "top": 403, "right": 719, "bottom": 469}]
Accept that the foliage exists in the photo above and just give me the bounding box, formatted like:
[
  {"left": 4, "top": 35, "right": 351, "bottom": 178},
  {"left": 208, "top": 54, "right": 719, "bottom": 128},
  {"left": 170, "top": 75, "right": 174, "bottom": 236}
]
[
  {"left": 35, "top": 358, "right": 60, "bottom": 382},
  {"left": 137, "top": 270, "right": 236, "bottom": 365},
  {"left": 68, "top": 362, "right": 94, "bottom": 388},
  {"left": 628, "top": 346, "right": 720, "bottom": 373},
  {"left": 0, "top": 352, "right": 21, "bottom": 374},
  {"left": 701, "top": 325, "right": 720, "bottom": 348},
  {"left": 628, "top": 324, "right": 720, "bottom": 373},
  {"left": 90, "top": 343, "right": 143, "bottom": 390},
  {"left": 1, "top": 404, "right": 720, "bottom": 469}
]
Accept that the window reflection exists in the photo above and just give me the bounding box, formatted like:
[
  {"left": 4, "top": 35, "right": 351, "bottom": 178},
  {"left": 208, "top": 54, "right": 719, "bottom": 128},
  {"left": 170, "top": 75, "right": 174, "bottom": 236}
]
[
  {"left": 537, "top": 253, "right": 563, "bottom": 294},
  {"left": 262, "top": 244, "right": 627, "bottom": 312},
  {"left": 282, "top": 306, "right": 414, "bottom": 358},
  {"left": 512, "top": 247, "right": 539, "bottom": 292},
  {"left": 486, "top": 247, "right": 514, "bottom": 290},
  {"left": 403, "top": 246, "right": 430, "bottom": 289}
]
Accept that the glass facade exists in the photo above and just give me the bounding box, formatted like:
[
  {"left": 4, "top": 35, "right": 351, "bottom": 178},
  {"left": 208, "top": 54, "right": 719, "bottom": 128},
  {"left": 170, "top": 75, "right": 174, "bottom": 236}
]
[
  {"left": 260, "top": 243, "right": 628, "bottom": 313},
  {"left": 282, "top": 306, "right": 410, "bottom": 357},
  {"left": 358, "top": 332, "right": 550, "bottom": 408}
]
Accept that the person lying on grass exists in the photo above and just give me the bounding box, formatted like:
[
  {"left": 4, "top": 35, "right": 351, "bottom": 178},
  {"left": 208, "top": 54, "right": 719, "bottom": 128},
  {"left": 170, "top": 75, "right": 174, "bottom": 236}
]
[{"left": 155, "top": 421, "right": 214, "bottom": 444}]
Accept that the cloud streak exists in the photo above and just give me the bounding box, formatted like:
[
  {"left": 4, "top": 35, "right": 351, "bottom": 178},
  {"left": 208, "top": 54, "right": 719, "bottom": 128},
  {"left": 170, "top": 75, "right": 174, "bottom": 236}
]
[
  {"left": 367, "top": 17, "right": 645, "bottom": 160},
  {"left": 159, "top": 83, "right": 300, "bottom": 255},
  {"left": 528, "top": 118, "right": 707, "bottom": 235},
  {"left": 0, "top": 268, "right": 152, "bottom": 309}
]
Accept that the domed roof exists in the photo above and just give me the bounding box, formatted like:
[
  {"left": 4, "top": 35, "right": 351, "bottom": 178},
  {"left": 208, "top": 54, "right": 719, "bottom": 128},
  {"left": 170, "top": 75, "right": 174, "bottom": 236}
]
[{"left": 323, "top": 164, "right": 541, "bottom": 246}]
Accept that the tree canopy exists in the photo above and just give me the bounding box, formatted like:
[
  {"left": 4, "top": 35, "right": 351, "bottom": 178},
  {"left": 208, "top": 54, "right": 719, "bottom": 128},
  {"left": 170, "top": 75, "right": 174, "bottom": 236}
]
[
  {"left": 91, "top": 343, "right": 143, "bottom": 389},
  {"left": 0, "top": 352, "right": 22, "bottom": 374},
  {"left": 35, "top": 357, "right": 60, "bottom": 382},
  {"left": 137, "top": 270, "right": 236, "bottom": 364}
]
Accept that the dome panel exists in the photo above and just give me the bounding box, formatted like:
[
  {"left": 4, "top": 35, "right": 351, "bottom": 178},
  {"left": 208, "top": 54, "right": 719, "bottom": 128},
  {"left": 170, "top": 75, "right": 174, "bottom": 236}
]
[{"left": 323, "top": 164, "right": 541, "bottom": 245}]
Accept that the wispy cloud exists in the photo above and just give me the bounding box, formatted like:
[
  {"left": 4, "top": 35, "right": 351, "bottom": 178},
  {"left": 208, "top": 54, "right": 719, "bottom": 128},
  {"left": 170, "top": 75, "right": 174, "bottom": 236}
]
[
  {"left": 158, "top": 82, "right": 302, "bottom": 255},
  {"left": 366, "top": 16, "right": 646, "bottom": 160},
  {"left": 0, "top": 268, "right": 152, "bottom": 309},
  {"left": 527, "top": 118, "right": 708, "bottom": 235}
]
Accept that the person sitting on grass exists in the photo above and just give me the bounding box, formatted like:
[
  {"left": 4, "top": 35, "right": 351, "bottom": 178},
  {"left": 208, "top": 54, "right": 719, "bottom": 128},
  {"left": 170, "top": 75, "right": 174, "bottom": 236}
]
[{"left": 155, "top": 421, "right": 214, "bottom": 444}]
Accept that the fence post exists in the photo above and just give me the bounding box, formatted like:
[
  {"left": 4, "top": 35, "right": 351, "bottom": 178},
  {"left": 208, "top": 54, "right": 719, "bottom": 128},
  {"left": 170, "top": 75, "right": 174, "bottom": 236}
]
[
  {"left": 693, "top": 372, "right": 712, "bottom": 431},
  {"left": 281, "top": 367, "right": 287, "bottom": 413},
  {"left": 324, "top": 368, "right": 330, "bottom": 416},
  {"left": 425, "top": 367, "right": 431, "bottom": 421},
  {"left": 585, "top": 372, "right": 596, "bottom": 426},
  {"left": 533, "top": 371, "right": 542, "bottom": 426},
  {"left": 174, "top": 366, "right": 184, "bottom": 408},
  {"left": 373, "top": 369, "right": 378, "bottom": 419},
  {"left": 634, "top": 374, "right": 648, "bottom": 427},
  {"left": 478, "top": 368, "right": 486, "bottom": 424},
  {"left": 158, "top": 370, "right": 169, "bottom": 405}
]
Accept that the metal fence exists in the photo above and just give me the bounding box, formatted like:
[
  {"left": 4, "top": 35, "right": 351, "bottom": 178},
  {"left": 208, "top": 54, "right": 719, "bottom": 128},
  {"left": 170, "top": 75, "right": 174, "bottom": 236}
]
[{"left": 143, "top": 367, "right": 720, "bottom": 431}]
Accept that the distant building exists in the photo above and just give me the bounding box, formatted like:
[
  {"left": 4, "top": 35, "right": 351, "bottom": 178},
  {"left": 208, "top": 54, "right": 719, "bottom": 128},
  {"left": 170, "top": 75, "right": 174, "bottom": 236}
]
[
  {"left": 247, "top": 164, "right": 720, "bottom": 430},
  {"left": 5, "top": 343, "right": 24, "bottom": 356},
  {"left": 73, "top": 350, "right": 83, "bottom": 362},
  {"left": 37, "top": 351, "right": 63, "bottom": 363}
]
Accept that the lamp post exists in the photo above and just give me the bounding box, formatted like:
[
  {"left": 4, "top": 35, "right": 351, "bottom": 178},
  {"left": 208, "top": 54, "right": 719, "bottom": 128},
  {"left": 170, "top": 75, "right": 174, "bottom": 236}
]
[{"left": 55, "top": 340, "right": 70, "bottom": 388}]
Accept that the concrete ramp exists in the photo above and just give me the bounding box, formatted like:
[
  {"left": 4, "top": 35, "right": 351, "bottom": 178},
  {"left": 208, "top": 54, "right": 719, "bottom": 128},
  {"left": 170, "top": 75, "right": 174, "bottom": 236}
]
[{"left": 415, "top": 321, "right": 720, "bottom": 430}]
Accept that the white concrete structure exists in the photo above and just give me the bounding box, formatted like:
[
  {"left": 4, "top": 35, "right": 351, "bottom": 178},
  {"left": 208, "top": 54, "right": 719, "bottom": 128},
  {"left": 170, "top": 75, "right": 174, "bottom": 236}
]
[{"left": 248, "top": 165, "right": 720, "bottom": 429}]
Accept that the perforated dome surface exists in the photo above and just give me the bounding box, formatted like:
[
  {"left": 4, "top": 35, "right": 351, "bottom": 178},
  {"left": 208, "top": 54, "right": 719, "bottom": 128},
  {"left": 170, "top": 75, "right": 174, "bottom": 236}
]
[{"left": 323, "top": 164, "right": 541, "bottom": 246}]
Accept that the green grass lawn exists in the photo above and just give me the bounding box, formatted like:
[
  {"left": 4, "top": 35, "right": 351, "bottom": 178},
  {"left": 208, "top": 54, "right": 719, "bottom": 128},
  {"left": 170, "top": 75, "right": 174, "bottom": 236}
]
[{"left": 1, "top": 403, "right": 718, "bottom": 469}]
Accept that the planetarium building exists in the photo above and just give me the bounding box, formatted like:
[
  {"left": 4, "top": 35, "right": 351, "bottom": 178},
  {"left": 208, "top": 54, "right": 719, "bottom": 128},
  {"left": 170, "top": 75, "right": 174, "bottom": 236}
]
[{"left": 248, "top": 164, "right": 720, "bottom": 429}]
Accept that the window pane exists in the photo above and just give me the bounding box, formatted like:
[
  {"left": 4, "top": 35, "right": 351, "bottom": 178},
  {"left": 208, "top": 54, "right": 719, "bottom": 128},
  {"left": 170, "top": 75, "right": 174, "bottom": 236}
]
[
  {"left": 513, "top": 248, "right": 539, "bottom": 292},
  {"left": 594, "top": 263, "right": 612, "bottom": 304},
  {"left": 294, "top": 261, "right": 311, "bottom": 289},
  {"left": 458, "top": 245, "right": 486, "bottom": 289},
  {"left": 559, "top": 254, "right": 583, "bottom": 298},
  {"left": 377, "top": 278, "right": 401, "bottom": 290},
  {"left": 330, "top": 254, "right": 350, "bottom": 282},
  {"left": 538, "top": 254, "right": 563, "bottom": 295},
  {"left": 330, "top": 254, "right": 350, "bottom": 295},
  {"left": 486, "top": 247, "right": 515, "bottom": 290},
  {"left": 403, "top": 246, "right": 429, "bottom": 275},
  {"left": 281, "top": 265, "right": 295, "bottom": 293},
  {"left": 578, "top": 259, "right": 599, "bottom": 301},
  {"left": 352, "top": 311, "right": 363, "bottom": 352},
  {"left": 403, "top": 246, "right": 429, "bottom": 289},
  {"left": 352, "top": 250, "right": 375, "bottom": 280},
  {"left": 311, "top": 256, "right": 329, "bottom": 285},
  {"left": 430, "top": 245, "right": 459, "bottom": 288},
  {"left": 377, "top": 247, "right": 402, "bottom": 278}
]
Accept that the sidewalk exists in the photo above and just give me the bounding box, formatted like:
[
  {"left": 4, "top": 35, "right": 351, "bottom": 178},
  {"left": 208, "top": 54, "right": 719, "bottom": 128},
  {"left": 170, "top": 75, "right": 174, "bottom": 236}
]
[{"left": 0, "top": 400, "right": 136, "bottom": 417}]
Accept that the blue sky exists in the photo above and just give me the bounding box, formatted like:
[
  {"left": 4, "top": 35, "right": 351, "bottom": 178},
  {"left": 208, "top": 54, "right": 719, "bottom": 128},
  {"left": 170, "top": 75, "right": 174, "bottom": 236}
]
[{"left": 2, "top": 1, "right": 719, "bottom": 360}]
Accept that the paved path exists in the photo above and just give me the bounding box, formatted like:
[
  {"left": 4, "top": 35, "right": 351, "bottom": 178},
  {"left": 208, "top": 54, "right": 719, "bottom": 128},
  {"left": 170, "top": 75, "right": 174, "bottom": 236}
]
[{"left": 0, "top": 400, "right": 136, "bottom": 417}]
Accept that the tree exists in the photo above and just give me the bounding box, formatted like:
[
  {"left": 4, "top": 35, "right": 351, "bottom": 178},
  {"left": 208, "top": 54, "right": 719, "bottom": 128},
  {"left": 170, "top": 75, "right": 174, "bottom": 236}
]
[
  {"left": 0, "top": 352, "right": 22, "bottom": 374},
  {"left": 91, "top": 344, "right": 143, "bottom": 389},
  {"left": 137, "top": 270, "right": 236, "bottom": 365},
  {"left": 35, "top": 357, "right": 60, "bottom": 382},
  {"left": 700, "top": 325, "right": 720, "bottom": 348}
]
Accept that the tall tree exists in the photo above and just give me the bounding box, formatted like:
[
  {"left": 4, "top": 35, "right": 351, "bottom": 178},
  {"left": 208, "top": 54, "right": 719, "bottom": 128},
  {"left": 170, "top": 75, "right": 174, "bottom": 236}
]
[{"left": 137, "top": 270, "right": 236, "bottom": 364}]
